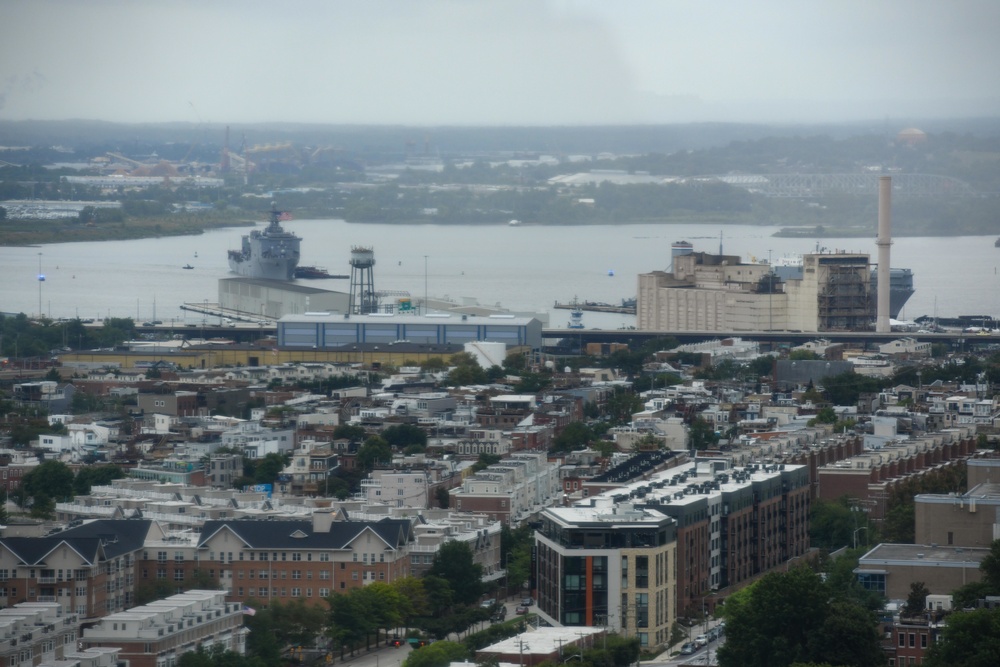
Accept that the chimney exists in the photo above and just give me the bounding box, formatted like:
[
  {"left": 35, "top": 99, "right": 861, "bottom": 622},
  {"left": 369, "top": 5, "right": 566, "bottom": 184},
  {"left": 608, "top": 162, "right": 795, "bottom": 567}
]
[{"left": 876, "top": 176, "right": 892, "bottom": 333}]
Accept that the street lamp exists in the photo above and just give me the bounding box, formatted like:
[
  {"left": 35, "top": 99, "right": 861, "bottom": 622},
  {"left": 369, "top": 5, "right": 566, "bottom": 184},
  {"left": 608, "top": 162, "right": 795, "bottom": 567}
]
[{"left": 853, "top": 526, "right": 868, "bottom": 550}]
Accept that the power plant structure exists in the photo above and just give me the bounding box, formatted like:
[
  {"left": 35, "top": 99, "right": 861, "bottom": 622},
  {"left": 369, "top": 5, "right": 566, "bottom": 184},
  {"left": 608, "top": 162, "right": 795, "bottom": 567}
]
[
  {"left": 348, "top": 246, "right": 378, "bottom": 315},
  {"left": 636, "top": 176, "right": 909, "bottom": 334},
  {"left": 876, "top": 175, "right": 892, "bottom": 333}
]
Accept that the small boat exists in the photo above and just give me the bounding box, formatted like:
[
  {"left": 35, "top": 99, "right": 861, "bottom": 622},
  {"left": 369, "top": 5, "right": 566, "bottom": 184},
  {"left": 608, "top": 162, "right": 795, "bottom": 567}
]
[
  {"left": 183, "top": 264, "right": 194, "bottom": 270},
  {"left": 994, "top": 237, "right": 1000, "bottom": 247}
]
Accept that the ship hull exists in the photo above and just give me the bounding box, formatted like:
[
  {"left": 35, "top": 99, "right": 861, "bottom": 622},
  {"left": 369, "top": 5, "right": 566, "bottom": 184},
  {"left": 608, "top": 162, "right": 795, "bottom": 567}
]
[{"left": 229, "top": 256, "right": 297, "bottom": 281}]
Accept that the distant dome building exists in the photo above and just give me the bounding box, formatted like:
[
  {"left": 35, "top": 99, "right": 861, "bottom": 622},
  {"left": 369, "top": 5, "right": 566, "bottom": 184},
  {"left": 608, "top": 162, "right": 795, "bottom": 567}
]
[{"left": 897, "top": 127, "right": 927, "bottom": 145}]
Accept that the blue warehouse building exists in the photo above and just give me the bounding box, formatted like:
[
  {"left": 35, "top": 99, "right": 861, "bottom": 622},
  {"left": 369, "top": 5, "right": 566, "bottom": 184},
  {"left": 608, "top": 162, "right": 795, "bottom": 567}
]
[{"left": 277, "top": 312, "right": 543, "bottom": 349}]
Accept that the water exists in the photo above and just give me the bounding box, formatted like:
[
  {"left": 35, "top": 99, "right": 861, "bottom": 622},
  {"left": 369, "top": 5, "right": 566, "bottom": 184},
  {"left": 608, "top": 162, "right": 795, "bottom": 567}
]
[{"left": 1, "top": 220, "right": 997, "bottom": 327}]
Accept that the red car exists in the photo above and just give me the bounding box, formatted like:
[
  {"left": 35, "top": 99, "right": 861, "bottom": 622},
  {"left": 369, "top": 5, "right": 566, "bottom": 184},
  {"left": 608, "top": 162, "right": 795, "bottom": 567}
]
[{"left": 515, "top": 605, "right": 529, "bottom": 615}]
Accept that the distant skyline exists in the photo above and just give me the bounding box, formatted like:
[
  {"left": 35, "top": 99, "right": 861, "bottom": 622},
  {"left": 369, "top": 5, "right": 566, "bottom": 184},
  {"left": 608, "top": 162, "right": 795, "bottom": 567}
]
[{"left": 2, "top": 0, "right": 999, "bottom": 126}]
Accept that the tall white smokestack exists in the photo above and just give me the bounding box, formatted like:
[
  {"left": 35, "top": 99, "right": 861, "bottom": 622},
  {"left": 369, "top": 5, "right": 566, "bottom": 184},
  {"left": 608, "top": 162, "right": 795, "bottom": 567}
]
[{"left": 876, "top": 176, "right": 892, "bottom": 332}]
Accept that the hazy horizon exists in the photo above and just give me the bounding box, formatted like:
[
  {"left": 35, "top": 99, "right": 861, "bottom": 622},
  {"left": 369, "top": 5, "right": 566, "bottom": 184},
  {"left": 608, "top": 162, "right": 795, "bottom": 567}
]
[{"left": 2, "top": 0, "right": 999, "bottom": 126}]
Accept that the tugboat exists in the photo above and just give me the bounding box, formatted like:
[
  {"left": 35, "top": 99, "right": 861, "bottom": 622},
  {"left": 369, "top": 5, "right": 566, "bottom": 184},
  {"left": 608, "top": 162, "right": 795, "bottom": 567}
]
[{"left": 228, "top": 202, "right": 300, "bottom": 281}]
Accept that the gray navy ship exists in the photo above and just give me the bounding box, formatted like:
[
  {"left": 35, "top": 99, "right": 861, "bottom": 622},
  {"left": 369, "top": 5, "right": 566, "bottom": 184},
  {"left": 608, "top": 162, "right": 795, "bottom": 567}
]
[{"left": 228, "top": 203, "right": 300, "bottom": 281}]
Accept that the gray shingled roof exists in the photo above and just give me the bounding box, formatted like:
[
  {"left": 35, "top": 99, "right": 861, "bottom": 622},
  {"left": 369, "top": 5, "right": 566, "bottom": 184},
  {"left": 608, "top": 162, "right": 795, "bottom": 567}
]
[
  {"left": 197, "top": 518, "right": 413, "bottom": 551},
  {"left": 0, "top": 519, "right": 153, "bottom": 566}
]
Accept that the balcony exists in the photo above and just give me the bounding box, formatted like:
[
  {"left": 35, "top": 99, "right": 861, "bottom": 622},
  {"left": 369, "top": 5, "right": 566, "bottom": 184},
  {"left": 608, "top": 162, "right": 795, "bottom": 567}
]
[
  {"left": 37, "top": 596, "right": 57, "bottom": 602},
  {"left": 38, "top": 577, "right": 57, "bottom": 584}
]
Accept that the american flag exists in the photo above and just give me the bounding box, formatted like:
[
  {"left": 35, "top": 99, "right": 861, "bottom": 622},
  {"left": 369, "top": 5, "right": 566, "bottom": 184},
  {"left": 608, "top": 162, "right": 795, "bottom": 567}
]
[
  {"left": 277, "top": 212, "right": 293, "bottom": 221},
  {"left": 242, "top": 605, "right": 257, "bottom": 616}
]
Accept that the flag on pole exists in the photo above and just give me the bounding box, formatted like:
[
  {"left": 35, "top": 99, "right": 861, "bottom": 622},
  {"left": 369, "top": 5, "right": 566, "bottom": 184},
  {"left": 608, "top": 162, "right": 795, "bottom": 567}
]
[{"left": 242, "top": 605, "right": 257, "bottom": 616}]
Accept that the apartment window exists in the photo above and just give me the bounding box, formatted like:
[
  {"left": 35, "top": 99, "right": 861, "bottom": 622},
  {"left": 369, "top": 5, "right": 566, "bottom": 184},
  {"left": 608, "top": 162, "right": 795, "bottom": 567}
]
[
  {"left": 352, "top": 572, "right": 358, "bottom": 580},
  {"left": 260, "top": 553, "right": 268, "bottom": 562},
  {"left": 157, "top": 551, "right": 167, "bottom": 563},
  {"left": 292, "top": 571, "right": 301, "bottom": 580},
  {"left": 238, "top": 587, "right": 244, "bottom": 597},
  {"left": 306, "top": 571, "right": 313, "bottom": 579},
  {"left": 174, "top": 552, "right": 184, "bottom": 563},
  {"left": 174, "top": 570, "right": 185, "bottom": 582},
  {"left": 156, "top": 569, "right": 166, "bottom": 580},
  {"left": 909, "top": 633, "right": 915, "bottom": 648},
  {"left": 320, "top": 588, "right": 330, "bottom": 597},
  {"left": 898, "top": 633, "right": 905, "bottom": 647},
  {"left": 258, "top": 587, "right": 267, "bottom": 597},
  {"left": 320, "top": 553, "right": 329, "bottom": 562},
  {"left": 921, "top": 634, "right": 928, "bottom": 649},
  {"left": 319, "top": 571, "right": 330, "bottom": 580},
  {"left": 306, "top": 588, "right": 312, "bottom": 597},
  {"left": 292, "top": 553, "right": 302, "bottom": 561},
  {"left": 291, "top": 587, "right": 301, "bottom": 596}
]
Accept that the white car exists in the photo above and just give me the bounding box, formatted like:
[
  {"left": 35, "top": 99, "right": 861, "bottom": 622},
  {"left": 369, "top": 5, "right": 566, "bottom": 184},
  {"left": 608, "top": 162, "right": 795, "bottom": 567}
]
[{"left": 695, "top": 634, "right": 708, "bottom": 648}]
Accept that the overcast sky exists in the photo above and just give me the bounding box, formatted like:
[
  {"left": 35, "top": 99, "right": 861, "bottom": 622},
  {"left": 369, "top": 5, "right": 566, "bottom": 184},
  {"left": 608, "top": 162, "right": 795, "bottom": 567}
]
[{"left": 2, "top": 0, "right": 998, "bottom": 125}]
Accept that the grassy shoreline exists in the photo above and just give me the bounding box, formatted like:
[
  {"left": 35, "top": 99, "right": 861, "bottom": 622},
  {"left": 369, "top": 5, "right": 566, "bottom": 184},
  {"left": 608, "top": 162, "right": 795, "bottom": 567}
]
[{"left": 0, "top": 214, "right": 983, "bottom": 246}]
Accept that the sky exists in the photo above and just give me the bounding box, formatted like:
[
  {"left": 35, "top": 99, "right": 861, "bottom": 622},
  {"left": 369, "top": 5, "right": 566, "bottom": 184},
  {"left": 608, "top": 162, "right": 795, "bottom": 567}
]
[{"left": 2, "top": 0, "right": 999, "bottom": 126}]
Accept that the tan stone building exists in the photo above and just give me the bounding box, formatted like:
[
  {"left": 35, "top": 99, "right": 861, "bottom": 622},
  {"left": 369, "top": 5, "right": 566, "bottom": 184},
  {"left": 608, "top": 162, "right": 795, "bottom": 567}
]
[
  {"left": 854, "top": 543, "right": 989, "bottom": 600},
  {"left": 637, "top": 250, "right": 872, "bottom": 333}
]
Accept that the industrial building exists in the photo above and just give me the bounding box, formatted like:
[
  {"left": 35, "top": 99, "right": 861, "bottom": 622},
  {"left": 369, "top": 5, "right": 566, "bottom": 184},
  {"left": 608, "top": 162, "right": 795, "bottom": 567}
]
[
  {"left": 277, "top": 312, "right": 543, "bottom": 349},
  {"left": 637, "top": 249, "right": 873, "bottom": 333}
]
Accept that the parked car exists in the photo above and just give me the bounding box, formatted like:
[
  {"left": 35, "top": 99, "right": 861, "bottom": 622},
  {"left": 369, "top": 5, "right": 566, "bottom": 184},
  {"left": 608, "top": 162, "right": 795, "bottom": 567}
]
[
  {"left": 515, "top": 605, "right": 529, "bottom": 615},
  {"left": 680, "top": 642, "right": 696, "bottom": 655},
  {"left": 695, "top": 634, "right": 708, "bottom": 648},
  {"left": 520, "top": 597, "right": 534, "bottom": 606},
  {"left": 480, "top": 598, "right": 497, "bottom": 609}
]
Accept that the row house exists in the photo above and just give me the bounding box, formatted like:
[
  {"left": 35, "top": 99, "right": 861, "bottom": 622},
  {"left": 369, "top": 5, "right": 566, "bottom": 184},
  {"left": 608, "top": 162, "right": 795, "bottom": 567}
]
[
  {"left": 81, "top": 590, "right": 244, "bottom": 667},
  {"left": 817, "top": 428, "right": 978, "bottom": 521},
  {"left": 280, "top": 442, "right": 339, "bottom": 496},
  {"left": 450, "top": 451, "right": 561, "bottom": 525},
  {"left": 0, "top": 602, "right": 81, "bottom": 667},
  {"left": 0, "top": 520, "right": 163, "bottom": 621},
  {"left": 12, "top": 381, "right": 75, "bottom": 414},
  {"left": 0, "top": 452, "right": 37, "bottom": 494},
  {"left": 193, "top": 510, "right": 413, "bottom": 607},
  {"left": 408, "top": 511, "right": 502, "bottom": 580}
]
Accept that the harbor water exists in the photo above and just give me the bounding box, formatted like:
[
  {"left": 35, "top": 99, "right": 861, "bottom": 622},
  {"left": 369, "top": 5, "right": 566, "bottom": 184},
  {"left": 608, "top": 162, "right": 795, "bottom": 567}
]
[{"left": 0, "top": 220, "right": 997, "bottom": 329}]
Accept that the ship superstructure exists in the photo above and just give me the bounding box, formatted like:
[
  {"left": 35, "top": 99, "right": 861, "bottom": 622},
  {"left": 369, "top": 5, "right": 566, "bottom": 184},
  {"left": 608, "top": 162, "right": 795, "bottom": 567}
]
[{"left": 228, "top": 203, "right": 300, "bottom": 281}]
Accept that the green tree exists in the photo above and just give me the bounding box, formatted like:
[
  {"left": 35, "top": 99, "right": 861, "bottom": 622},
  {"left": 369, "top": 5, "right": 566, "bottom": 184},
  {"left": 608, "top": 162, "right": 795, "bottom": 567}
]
[
  {"left": 923, "top": 606, "right": 1000, "bottom": 667},
  {"left": 718, "top": 567, "right": 882, "bottom": 667},
  {"left": 253, "top": 452, "right": 288, "bottom": 485},
  {"left": 435, "top": 486, "right": 450, "bottom": 509},
  {"left": 688, "top": 417, "right": 719, "bottom": 451},
  {"left": 18, "top": 459, "right": 74, "bottom": 506},
  {"left": 357, "top": 436, "right": 392, "bottom": 471},
  {"left": 402, "top": 640, "right": 469, "bottom": 667},
  {"left": 904, "top": 581, "right": 930, "bottom": 617},
  {"left": 428, "top": 541, "right": 482, "bottom": 606},
  {"left": 73, "top": 464, "right": 126, "bottom": 495},
  {"left": 551, "top": 421, "right": 596, "bottom": 453},
  {"left": 383, "top": 423, "right": 428, "bottom": 448}
]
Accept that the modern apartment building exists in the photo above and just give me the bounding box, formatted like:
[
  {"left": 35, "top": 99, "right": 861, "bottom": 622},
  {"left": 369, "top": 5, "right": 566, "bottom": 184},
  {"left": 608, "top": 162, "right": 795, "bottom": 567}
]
[{"left": 535, "top": 501, "right": 677, "bottom": 648}]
